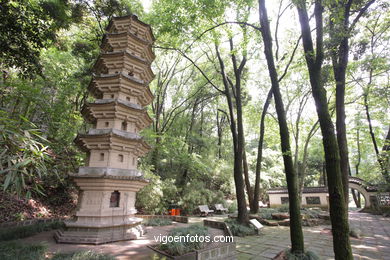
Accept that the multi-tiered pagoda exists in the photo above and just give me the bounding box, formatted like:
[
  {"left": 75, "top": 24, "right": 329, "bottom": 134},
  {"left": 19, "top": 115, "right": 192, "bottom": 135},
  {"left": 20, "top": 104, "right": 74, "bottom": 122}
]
[{"left": 55, "top": 15, "right": 154, "bottom": 244}]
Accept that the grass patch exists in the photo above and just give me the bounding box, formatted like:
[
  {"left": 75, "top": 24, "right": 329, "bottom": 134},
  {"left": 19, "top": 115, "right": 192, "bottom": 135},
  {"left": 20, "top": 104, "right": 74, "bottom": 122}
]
[
  {"left": 158, "top": 224, "right": 209, "bottom": 256},
  {"left": 0, "top": 240, "right": 47, "bottom": 260},
  {"left": 144, "top": 218, "right": 172, "bottom": 226},
  {"left": 224, "top": 219, "right": 257, "bottom": 237},
  {"left": 0, "top": 221, "right": 65, "bottom": 241},
  {"left": 0, "top": 241, "right": 114, "bottom": 260},
  {"left": 52, "top": 251, "right": 115, "bottom": 260}
]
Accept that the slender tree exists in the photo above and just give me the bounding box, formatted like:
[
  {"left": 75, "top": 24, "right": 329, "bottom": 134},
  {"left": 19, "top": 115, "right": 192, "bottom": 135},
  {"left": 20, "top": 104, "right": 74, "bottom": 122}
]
[
  {"left": 294, "top": 0, "right": 353, "bottom": 258},
  {"left": 329, "top": 0, "right": 376, "bottom": 203},
  {"left": 251, "top": 88, "right": 272, "bottom": 213},
  {"left": 258, "top": 0, "right": 304, "bottom": 253},
  {"left": 215, "top": 38, "right": 249, "bottom": 223}
]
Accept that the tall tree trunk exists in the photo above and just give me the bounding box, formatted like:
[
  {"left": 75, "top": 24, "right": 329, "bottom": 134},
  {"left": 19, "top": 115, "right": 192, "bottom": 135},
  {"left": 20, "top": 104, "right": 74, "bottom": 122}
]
[
  {"left": 364, "top": 90, "right": 390, "bottom": 183},
  {"left": 295, "top": 1, "right": 352, "bottom": 259},
  {"left": 322, "top": 161, "right": 327, "bottom": 186},
  {"left": 330, "top": 1, "right": 352, "bottom": 206},
  {"left": 230, "top": 37, "right": 249, "bottom": 223},
  {"left": 298, "top": 121, "right": 319, "bottom": 202},
  {"left": 251, "top": 88, "right": 273, "bottom": 213},
  {"left": 352, "top": 126, "right": 362, "bottom": 208},
  {"left": 215, "top": 44, "right": 248, "bottom": 224},
  {"left": 259, "top": 0, "right": 304, "bottom": 253},
  {"left": 216, "top": 109, "right": 223, "bottom": 159},
  {"left": 243, "top": 148, "right": 254, "bottom": 209},
  {"left": 381, "top": 127, "right": 390, "bottom": 183}
]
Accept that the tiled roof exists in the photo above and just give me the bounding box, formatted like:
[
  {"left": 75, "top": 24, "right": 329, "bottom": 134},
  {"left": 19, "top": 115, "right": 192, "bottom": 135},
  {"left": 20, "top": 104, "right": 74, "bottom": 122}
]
[{"left": 267, "top": 186, "right": 328, "bottom": 194}]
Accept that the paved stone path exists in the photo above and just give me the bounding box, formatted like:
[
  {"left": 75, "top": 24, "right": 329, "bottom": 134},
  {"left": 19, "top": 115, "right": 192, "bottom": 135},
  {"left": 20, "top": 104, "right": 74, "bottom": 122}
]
[
  {"left": 21, "top": 212, "right": 389, "bottom": 259},
  {"left": 236, "top": 212, "right": 390, "bottom": 260},
  {"left": 22, "top": 222, "right": 190, "bottom": 260}
]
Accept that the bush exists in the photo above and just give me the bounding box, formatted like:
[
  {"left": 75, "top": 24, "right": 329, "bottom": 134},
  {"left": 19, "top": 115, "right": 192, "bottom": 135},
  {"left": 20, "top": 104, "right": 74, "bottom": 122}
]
[
  {"left": 0, "top": 221, "right": 64, "bottom": 241},
  {"left": 144, "top": 218, "right": 172, "bottom": 226},
  {"left": 136, "top": 169, "right": 178, "bottom": 214},
  {"left": 51, "top": 251, "right": 115, "bottom": 260},
  {"left": 0, "top": 111, "right": 56, "bottom": 198},
  {"left": 158, "top": 224, "right": 209, "bottom": 256},
  {"left": 0, "top": 241, "right": 114, "bottom": 260},
  {"left": 227, "top": 200, "right": 237, "bottom": 213},
  {"left": 258, "top": 208, "right": 277, "bottom": 219},
  {"left": 277, "top": 204, "right": 290, "bottom": 212},
  {"left": 0, "top": 241, "right": 47, "bottom": 260},
  {"left": 224, "top": 219, "right": 257, "bottom": 237},
  {"left": 301, "top": 208, "right": 321, "bottom": 219},
  {"left": 179, "top": 181, "right": 225, "bottom": 214}
]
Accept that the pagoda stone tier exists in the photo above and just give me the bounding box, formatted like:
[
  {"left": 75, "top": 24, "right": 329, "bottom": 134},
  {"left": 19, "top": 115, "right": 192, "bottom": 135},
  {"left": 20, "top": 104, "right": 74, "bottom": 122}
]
[{"left": 55, "top": 15, "right": 155, "bottom": 245}]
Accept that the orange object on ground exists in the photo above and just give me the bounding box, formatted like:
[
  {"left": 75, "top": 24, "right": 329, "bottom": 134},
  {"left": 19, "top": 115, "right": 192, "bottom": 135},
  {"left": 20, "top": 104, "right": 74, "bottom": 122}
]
[{"left": 175, "top": 209, "right": 180, "bottom": 216}]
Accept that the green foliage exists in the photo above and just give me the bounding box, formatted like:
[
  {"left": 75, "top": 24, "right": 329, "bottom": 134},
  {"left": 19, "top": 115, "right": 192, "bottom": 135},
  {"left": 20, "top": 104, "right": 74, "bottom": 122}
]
[
  {"left": 0, "top": 241, "right": 47, "bottom": 260},
  {"left": 224, "top": 219, "right": 257, "bottom": 237},
  {"left": 277, "top": 204, "right": 290, "bottom": 213},
  {"left": 0, "top": 241, "right": 113, "bottom": 260},
  {"left": 0, "top": 221, "right": 64, "bottom": 241},
  {"left": 0, "top": 111, "right": 56, "bottom": 197},
  {"left": 258, "top": 208, "right": 277, "bottom": 219},
  {"left": 0, "top": 0, "right": 76, "bottom": 77},
  {"left": 227, "top": 200, "right": 237, "bottom": 213},
  {"left": 301, "top": 208, "right": 321, "bottom": 219},
  {"left": 136, "top": 168, "right": 178, "bottom": 214},
  {"left": 158, "top": 225, "right": 209, "bottom": 256},
  {"left": 180, "top": 181, "right": 225, "bottom": 214},
  {"left": 144, "top": 218, "right": 172, "bottom": 226},
  {"left": 51, "top": 251, "right": 115, "bottom": 260}
]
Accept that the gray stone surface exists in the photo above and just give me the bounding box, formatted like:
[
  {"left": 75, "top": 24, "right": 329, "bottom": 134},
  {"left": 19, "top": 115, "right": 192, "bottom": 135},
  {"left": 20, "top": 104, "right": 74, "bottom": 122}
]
[
  {"left": 77, "top": 166, "right": 142, "bottom": 177},
  {"left": 235, "top": 211, "right": 390, "bottom": 260},
  {"left": 21, "top": 212, "right": 390, "bottom": 259},
  {"left": 87, "top": 128, "right": 141, "bottom": 139}
]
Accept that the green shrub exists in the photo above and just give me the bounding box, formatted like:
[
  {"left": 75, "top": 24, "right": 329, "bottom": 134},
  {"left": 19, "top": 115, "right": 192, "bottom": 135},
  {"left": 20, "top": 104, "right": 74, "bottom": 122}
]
[
  {"left": 136, "top": 169, "right": 178, "bottom": 214},
  {"left": 0, "top": 241, "right": 114, "bottom": 260},
  {"left": 158, "top": 224, "right": 209, "bottom": 256},
  {"left": 0, "top": 221, "right": 64, "bottom": 241},
  {"left": 0, "top": 111, "right": 57, "bottom": 198},
  {"left": 258, "top": 208, "right": 277, "bottom": 219},
  {"left": 144, "top": 218, "right": 172, "bottom": 226},
  {"left": 301, "top": 208, "right": 321, "bottom": 219},
  {"left": 227, "top": 200, "right": 237, "bottom": 213},
  {"left": 52, "top": 251, "right": 115, "bottom": 260},
  {"left": 277, "top": 204, "right": 290, "bottom": 212},
  {"left": 179, "top": 181, "right": 225, "bottom": 214},
  {"left": 284, "top": 249, "right": 320, "bottom": 260},
  {"left": 224, "top": 219, "right": 257, "bottom": 237},
  {"left": 0, "top": 241, "right": 47, "bottom": 260}
]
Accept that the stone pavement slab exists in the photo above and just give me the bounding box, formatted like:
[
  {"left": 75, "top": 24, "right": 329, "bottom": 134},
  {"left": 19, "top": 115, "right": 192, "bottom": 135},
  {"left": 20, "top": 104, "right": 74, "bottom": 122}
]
[
  {"left": 19, "top": 212, "right": 389, "bottom": 259},
  {"left": 235, "top": 212, "right": 390, "bottom": 260}
]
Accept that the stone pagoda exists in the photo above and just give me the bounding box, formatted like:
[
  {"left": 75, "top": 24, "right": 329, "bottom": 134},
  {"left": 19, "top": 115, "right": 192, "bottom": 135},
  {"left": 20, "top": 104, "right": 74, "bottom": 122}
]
[{"left": 55, "top": 15, "right": 154, "bottom": 244}]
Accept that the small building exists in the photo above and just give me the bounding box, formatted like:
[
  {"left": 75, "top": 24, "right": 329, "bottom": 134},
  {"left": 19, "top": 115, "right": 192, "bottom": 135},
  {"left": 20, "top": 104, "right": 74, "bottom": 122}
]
[{"left": 267, "top": 187, "right": 329, "bottom": 209}]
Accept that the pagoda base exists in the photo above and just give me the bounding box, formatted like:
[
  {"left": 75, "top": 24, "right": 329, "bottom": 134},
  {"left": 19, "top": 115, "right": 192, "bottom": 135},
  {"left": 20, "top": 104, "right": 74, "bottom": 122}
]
[{"left": 54, "top": 220, "right": 145, "bottom": 244}]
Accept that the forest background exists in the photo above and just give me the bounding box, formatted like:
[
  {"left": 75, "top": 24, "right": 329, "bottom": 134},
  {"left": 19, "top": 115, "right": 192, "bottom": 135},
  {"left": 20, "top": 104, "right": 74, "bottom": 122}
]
[{"left": 0, "top": 0, "right": 389, "bottom": 221}]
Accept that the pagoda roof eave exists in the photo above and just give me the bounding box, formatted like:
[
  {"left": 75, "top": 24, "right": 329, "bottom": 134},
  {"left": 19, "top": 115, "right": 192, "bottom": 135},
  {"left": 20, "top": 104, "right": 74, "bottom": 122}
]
[
  {"left": 101, "top": 31, "right": 151, "bottom": 48},
  {"left": 88, "top": 73, "right": 154, "bottom": 103},
  {"left": 93, "top": 51, "right": 155, "bottom": 79},
  {"left": 105, "top": 14, "right": 156, "bottom": 42},
  {"left": 74, "top": 129, "right": 151, "bottom": 152},
  {"left": 81, "top": 99, "right": 153, "bottom": 125},
  {"left": 100, "top": 33, "right": 156, "bottom": 61}
]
